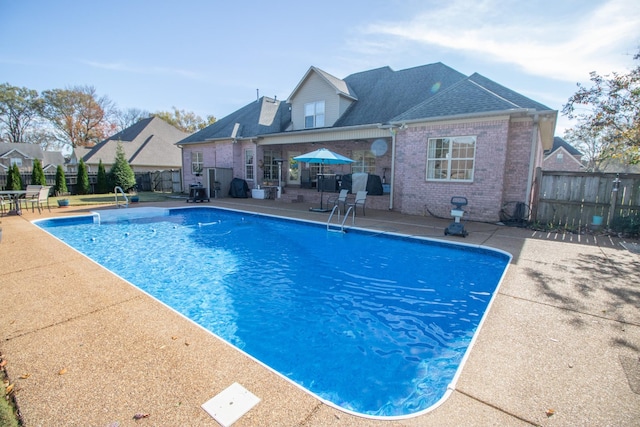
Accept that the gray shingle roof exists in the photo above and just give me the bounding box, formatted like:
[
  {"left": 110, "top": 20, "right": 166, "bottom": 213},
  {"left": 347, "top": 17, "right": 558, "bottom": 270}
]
[
  {"left": 394, "top": 73, "right": 553, "bottom": 122},
  {"left": 178, "top": 97, "right": 291, "bottom": 145},
  {"left": 178, "top": 62, "right": 555, "bottom": 144},
  {"left": 547, "top": 136, "right": 582, "bottom": 156},
  {"left": 335, "top": 63, "right": 468, "bottom": 127},
  {"left": 83, "top": 116, "right": 188, "bottom": 168}
]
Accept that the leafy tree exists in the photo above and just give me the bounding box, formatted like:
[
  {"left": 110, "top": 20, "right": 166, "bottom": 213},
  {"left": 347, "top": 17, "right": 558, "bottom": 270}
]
[
  {"left": 154, "top": 107, "right": 216, "bottom": 133},
  {"left": 109, "top": 142, "right": 136, "bottom": 191},
  {"left": 31, "top": 158, "right": 46, "bottom": 185},
  {"left": 54, "top": 165, "right": 68, "bottom": 195},
  {"left": 42, "top": 85, "right": 115, "bottom": 149},
  {"left": 6, "top": 163, "right": 23, "bottom": 190},
  {"left": 96, "top": 159, "right": 108, "bottom": 194},
  {"left": 0, "top": 83, "right": 44, "bottom": 143},
  {"left": 77, "top": 159, "right": 90, "bottom": 195},
  {"left": 563, "top": 49, "right": 640, "bottom": 166}
]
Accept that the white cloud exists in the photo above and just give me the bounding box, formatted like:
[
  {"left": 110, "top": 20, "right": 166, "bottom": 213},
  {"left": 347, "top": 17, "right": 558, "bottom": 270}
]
[{"left": 357, "top": 0, "right": 640, "bottom": 82}]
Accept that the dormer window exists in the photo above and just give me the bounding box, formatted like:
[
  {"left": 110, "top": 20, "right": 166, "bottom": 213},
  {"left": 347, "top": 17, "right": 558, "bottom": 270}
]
[{"left": 304, "top": 101, "right": 325, "bottom": 128}]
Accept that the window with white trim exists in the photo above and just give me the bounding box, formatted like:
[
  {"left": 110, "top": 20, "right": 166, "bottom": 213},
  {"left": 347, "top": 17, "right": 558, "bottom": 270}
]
[
  {"left": 351, "top": 150, "right": 376, "bottom": 174},
  {"left": 426, "top": 136, "right": 475, "bottom": 181},
  {"left": 245, "top": 149, "right": 254, "bottom": 180},
  {"left": 262, "top": 150, "right": 279, "bottom": 180},
  {"left": 304, "top": 101, "right": 325, "bottom": 128},
  {"left": 191, "top": 151, "right": 203, "bottom": 175}
]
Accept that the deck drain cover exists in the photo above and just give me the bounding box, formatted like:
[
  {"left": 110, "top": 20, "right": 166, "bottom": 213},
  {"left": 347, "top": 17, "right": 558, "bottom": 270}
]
[{"left": 201, "top": 382, "right": 260, "bottom": 426}]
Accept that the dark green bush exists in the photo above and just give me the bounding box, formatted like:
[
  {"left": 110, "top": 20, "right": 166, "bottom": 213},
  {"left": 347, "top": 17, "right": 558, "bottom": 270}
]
[
  {"left": 31, "top": 158, "right": 46, "bottom": 185},
  {"left": 55, "top": 165, "right": 67, "bottom": 195},
  {"left": 77, "top": 159, "right": 90, "bottom": 195}
]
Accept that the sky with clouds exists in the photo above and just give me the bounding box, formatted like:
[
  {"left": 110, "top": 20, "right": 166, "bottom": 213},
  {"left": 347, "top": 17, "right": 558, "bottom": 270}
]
[{"left": 1, "top": 0, "right": 639, "bottom": 136}]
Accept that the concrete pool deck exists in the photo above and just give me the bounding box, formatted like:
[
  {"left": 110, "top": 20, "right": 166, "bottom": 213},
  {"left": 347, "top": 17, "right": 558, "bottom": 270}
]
[{"left": 1, "top": 198, "right": 639, "bottom": 426}]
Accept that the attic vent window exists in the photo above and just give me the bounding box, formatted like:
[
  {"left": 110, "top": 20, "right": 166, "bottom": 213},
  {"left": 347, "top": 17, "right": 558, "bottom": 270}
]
[{"left": 304, "top": 101, "right": 325, "bottom": 128}]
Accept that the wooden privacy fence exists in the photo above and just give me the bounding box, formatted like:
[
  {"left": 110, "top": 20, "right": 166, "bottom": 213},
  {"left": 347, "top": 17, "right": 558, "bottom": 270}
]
[{"left": 531, "top": 168, "right": 640, "bottom": 229}]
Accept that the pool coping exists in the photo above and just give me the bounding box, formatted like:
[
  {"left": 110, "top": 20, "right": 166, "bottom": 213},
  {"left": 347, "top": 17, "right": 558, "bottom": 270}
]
[{"left": 1, "top": 198, "right": 639, "bottom": 426}]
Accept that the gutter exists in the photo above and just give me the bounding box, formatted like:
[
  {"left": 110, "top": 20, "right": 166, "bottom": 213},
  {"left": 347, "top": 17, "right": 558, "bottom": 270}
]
[
  {"left": 378, "top": 123, "right": 402, "bottom": 210},
  {"left": 525, "top": 114, "right": 539, "bottom": 215}
]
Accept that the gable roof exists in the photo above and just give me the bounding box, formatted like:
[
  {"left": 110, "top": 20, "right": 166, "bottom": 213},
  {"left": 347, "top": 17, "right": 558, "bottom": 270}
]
[
  {"left": 394, "top": 73, "right": 553, "bottom": 122},
  {"left": 545, "top": 136, "right": 582, "bottom": 156},
  {"left": 288, "top": 66, "right": 357, "bottom": 102},
  {"left": 178, "top": 97, "right": 291, "bottom": 145},
  {"left": 178, "top": 62, "right": 556, "bottom": 146},
  {"left": 0, "top": 142, "right": 65, "bottom": 168},
  {"left": 334, "top": 63, "right": 468, "bottom": 127},
  {"left": 83, "top": 116, "right": 188, "bottom": 168}
]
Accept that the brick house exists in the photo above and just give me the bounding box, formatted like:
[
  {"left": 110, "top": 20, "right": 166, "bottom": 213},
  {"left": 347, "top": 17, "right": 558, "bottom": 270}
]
[
  {"left": 542, "top": 136, "right": 584, "bottom": 171},
  {"left": 177, "top": 63, "right": 557, "bottom": 222}
]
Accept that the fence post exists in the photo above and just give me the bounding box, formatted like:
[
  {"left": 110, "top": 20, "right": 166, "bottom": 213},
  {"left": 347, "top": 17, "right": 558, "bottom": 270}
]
[
  {"left": 608, "top": 174, "right": 621, "bottom": 227},
  {"left": 530, "top": 167, "right": 542, "bottom": 222}
]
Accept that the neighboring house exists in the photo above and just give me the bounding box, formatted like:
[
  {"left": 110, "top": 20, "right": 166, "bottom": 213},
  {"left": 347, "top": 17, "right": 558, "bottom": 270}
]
[
  {"left": 543, "top": 136, "right": 584, "bottom": 171},
  {"left": 81, "top": 116, "right": 188, "bottom": 173},
  {"left": 0, "top": 142, "right": 66, "bottom": 173},
  {"left": 178, "top": 63, "right": 557, "bottom": 222}
]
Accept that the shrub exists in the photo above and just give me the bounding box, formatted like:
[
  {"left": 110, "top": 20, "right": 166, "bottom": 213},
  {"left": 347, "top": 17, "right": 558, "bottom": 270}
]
[
  {"left": 55, "top": 165, "right": 67, "bottom": 195},
  {"left": 96, "top": 159, "right": 108, "bottom": 194},
  {"left": 6, "top": 164, "right": 22, "bottom": 190},
  {"left": 77, "top": 159, "right": 90, "bottom": 195},
  {"left": 31, "top": 158, "right": 46, "bottom": 185},
  {"left": 109, "top": 142, "right": 136, "bottom": 191}
]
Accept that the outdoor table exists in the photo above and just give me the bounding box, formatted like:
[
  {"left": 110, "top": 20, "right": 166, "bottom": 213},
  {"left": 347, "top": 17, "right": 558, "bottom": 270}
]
[{"left": 0, "top": 190, "right": 27, "bottom": 215}]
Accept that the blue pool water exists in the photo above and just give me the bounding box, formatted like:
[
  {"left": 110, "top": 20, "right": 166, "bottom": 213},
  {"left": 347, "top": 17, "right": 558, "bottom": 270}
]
[{"left": 35, "top": 207, "right": 510, "bottom": 418}]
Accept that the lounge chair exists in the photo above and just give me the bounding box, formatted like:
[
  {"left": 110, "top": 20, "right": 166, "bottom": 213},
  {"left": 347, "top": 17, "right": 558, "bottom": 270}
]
[
  {"left": 348, "top": 191, "right": 368, "bottom": 216},
  {"left": 327, "top": 189, "right": 349, "bottom": 214}
]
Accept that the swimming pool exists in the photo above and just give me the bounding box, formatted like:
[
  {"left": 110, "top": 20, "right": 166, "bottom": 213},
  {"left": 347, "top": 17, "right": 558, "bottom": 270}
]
[{"left": 35, "top": 206, "right": 510, "bottom": 418}]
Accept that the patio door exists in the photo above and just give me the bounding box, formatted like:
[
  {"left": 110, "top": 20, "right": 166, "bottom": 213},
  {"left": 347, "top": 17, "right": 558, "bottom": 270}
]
[{"left": 288, "top": 151, "right": 300, "bottom": 185}]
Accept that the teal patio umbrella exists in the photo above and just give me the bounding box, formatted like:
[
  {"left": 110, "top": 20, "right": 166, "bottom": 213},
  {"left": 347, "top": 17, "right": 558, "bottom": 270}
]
[{"left": 294, "top": 148, "right": 354, "bottom": 212}]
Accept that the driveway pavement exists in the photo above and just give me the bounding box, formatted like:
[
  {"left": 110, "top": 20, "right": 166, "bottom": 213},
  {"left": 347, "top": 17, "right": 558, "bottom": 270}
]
[{"left": 1, "top": 198, "right": 638, "bottom": 426}]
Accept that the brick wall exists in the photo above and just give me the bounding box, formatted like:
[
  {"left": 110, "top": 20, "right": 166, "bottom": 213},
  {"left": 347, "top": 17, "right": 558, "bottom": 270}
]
[{"left": 393, "top": 118, "right": 535, "bottom": 222}]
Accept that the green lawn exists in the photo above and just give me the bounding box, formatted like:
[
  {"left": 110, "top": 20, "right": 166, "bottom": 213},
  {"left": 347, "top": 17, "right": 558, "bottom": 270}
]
[{"left": 51, "top": 191, "right": 184, "bottom": 207}]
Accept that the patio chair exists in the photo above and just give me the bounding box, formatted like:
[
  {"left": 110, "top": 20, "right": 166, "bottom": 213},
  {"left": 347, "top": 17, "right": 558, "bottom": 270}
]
[
  {"left": 0, "top": 195, "right": 8, "bottom": 216},
  {"left": 29, "top": 186, "right": 51, "bottom": 213},
  {"left": 348, "top": 191, "right": 368, "bottom": 216},
  {"left": 327, "top": 189, "right": 349, "bottom": 214},
  {"left": 20, "top": 185, "right": 42, "bottom": 210}
]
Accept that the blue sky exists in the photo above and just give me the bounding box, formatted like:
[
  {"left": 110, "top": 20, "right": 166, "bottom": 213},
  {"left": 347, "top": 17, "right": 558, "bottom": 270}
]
[{"left": 1, "top": 0, "right": 639, "bottom": 136}]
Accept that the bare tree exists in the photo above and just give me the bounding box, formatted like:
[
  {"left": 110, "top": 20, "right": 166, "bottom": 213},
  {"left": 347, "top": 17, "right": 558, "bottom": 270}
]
[
  {"left": 113, "top": 107, "right": 151, "bottom": 133},
  {"left": 0, "top": 83, "right": 44, "bottom": 143}
]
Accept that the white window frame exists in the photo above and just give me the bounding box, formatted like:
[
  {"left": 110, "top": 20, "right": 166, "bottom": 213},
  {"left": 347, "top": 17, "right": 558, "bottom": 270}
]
[
  {"left": 351, "top": 149, "right": 376, "bottom": 174},
  {"left": 191, "top": 151, "right": 203, "bottom": 175},
  {"left": 10, "top": 158, "right": 22, "bottom": 167},
  {"left": 304, "top": 101, "right": 325, "bottom": 128},
  {"left": 245, "top": 149, "right": 254, "bottom": 180},
  {"left": 426, "top": 136, "right": 476, "bottom": 182},
  {"left": 262, "top": 150, "right": 279, "bottom": 181}
]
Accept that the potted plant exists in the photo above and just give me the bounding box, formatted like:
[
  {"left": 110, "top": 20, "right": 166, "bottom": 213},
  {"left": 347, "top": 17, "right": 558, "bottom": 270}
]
[{"left": 57, "top": 198, "right": 69, "bottom": 207}]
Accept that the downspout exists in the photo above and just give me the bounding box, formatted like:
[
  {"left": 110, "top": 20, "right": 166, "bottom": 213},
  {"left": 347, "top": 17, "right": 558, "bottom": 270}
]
[
  {"left": 524, "top": 114, "right": 539, "bottom": 215},
  {"left": 388, "top": 127, "right": 397, "bottom": 210}
]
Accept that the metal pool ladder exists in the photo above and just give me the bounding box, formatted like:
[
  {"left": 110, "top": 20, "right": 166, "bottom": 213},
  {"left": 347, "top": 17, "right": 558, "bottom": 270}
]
[
  {"left": 114, "top": 186, "right": 129, "bottom": 208},
  {"left": 327, "top": 204, "right": 354, "bottom": 232}
]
